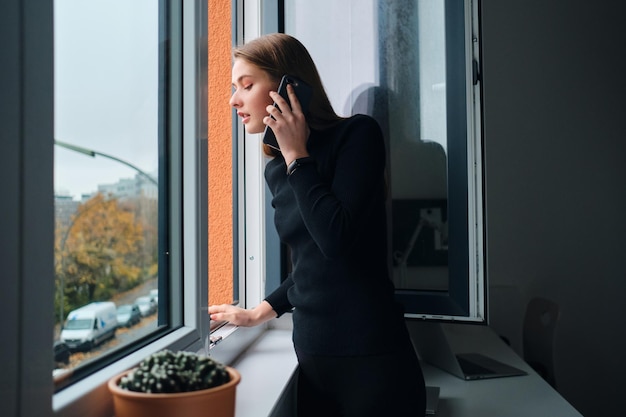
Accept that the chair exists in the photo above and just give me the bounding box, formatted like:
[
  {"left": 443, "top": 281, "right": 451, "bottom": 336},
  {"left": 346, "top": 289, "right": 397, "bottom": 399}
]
[{"left": 523, "top": 297, "right": 560, "bottom": 388}]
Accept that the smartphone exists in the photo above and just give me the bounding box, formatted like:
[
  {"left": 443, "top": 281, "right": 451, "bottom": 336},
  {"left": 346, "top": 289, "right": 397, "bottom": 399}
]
[{"left": 262, "top": 75, "right": 313, "bottom": 151}]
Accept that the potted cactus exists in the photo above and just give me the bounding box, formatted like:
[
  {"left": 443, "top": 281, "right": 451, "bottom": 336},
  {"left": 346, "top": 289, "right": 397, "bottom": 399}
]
[{"left": 108, "top": 349, "right": 240, "bottom": 417}]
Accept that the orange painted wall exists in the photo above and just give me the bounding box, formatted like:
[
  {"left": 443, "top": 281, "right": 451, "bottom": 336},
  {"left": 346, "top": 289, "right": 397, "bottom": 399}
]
[{"left": 207, "top": 0, "right": 233, "bottom": 305}]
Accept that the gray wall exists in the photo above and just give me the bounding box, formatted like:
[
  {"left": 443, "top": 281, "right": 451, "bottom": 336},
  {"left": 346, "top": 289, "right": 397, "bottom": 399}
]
[{"left": 481, "top": 1, "right": 626, "bottom": 416}]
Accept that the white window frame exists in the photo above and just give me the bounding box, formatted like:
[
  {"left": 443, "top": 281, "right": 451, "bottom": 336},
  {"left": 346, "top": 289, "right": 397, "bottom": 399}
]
[{"left": 241, "top": 0, "right": 267, "bottom": 309}]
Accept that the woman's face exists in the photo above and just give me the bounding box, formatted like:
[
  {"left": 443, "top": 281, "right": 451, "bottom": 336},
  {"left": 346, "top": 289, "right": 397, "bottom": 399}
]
[{"left": 230, "top": 58, "right": 277, "bottom": 134}]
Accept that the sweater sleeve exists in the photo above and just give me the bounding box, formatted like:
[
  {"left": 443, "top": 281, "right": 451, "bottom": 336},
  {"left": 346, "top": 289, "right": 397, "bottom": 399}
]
[
  {"left": 264, "top": 274, "right": 294, "bottom": 317},
  {"left": 287, "top": 115, "right": 386, "bottom": 259}
]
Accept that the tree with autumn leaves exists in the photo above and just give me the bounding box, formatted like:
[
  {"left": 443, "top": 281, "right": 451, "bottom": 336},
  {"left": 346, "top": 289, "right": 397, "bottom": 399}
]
[{"left": 55, "top": 193, "right": 158, "bottom": 324}]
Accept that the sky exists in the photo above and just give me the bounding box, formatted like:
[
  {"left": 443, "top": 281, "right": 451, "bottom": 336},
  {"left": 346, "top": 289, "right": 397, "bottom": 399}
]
[{"left": 54, "top": 0, "right": 158, "bottom": 200}]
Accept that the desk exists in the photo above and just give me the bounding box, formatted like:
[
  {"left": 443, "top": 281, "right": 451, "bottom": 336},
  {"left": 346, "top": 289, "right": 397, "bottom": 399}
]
[
  {"left": 233, "top": 320, "right": 582, "bottom": 417},
  {"left": 415, "top": 322, "right": 582, "bottom": 417}
]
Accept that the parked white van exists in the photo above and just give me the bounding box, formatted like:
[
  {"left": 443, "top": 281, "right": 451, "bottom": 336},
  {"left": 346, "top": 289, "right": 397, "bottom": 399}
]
[{"left": 60, "top": 302, "right": 117, "bottom": 351}]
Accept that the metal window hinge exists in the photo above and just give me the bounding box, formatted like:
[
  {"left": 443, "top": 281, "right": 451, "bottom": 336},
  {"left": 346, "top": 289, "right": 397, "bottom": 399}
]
[{"left": 209, "top": 335, "right": 223, "bottom": 349}]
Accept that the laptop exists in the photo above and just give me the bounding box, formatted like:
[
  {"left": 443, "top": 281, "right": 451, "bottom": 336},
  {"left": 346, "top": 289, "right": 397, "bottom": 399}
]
[{"left": 411, "top": 321, "right": 527, "bottom": 381}]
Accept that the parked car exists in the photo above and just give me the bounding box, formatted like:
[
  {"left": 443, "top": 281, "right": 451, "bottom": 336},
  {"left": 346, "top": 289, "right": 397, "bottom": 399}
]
[
  {"left": 53, "top": 341, "right": 71, "bottom": 366},
  {"left": 60, "top": 301, "right": 118, "bottom": 352},
  {"left": 116, "top": 303, "right": 142, "bottom": 328},
  {"left": 135, "top": 296, "right": 157, "bottom": 317},
  {"left": 149, "top": 288, "right": 158, "bottom": 305}
]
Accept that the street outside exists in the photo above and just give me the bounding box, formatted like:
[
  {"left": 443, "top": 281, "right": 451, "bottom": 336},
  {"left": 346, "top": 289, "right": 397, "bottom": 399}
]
[{"left": 54, "top": 277, "right": 158, "bottom": 371}]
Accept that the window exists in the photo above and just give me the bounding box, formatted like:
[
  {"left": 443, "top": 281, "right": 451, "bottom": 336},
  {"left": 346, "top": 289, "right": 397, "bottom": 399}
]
[
  {"left": 280, "top": 0, "right": 484, "bottom": 320},
  {"left": 2, "top": 0, "right": 252, "bottom": 415},
  {"left": 3, "top": 0, "right": 481, "bottom": 414},
  {"left": 52, "top": 0, "right": 170, "bottom": 388},
  {"left": 51, "top": 0, "right": 210, "bottom": 414}
]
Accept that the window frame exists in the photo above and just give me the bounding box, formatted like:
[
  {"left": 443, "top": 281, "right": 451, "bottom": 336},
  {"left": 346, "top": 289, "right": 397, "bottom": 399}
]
[
  {"left": 393, "top": 0, "right": 485, "bottom": 322},
  {"left": 278, "top": 0, "right": 485, "bottom": 322},
  {"left": 1, "top": 0, "right": 483, "bottom": 415},
  {"left": 0, "top": 0, "right": 220, "bottom": 416},
  {"left": 227, "top": 0, "right": 485, "bottom": 344},
  {"left": 52, "top": 0, "right": 209, "bottom": 413}
]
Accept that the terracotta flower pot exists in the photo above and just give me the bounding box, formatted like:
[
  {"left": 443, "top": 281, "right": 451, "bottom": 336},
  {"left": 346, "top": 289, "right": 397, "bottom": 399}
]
[{"left": 108, "top": 366, "right": 241, "bottom": 417}]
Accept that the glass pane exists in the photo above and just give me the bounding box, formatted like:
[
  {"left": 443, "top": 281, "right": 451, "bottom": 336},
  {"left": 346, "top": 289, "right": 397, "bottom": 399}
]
[
  {"left": 53, "top": 0, "right": 161, "bottom": 381},
  {"left": 379, "top": 0, "right": 449, "bottom": 292}
]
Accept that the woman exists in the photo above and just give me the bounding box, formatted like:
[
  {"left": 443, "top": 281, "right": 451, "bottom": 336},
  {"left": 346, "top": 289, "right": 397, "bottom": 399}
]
[{"left": 209, "top": 33, "right": 426, "bottom": 417}]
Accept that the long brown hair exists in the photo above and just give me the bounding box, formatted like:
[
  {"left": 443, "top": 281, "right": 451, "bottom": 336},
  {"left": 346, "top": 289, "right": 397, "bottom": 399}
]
[{"left": 233, "top": 34, "right": 342, "bottom": 155}]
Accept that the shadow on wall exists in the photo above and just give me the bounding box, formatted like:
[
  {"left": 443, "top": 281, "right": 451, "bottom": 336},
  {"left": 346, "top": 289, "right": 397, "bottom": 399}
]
[
  {"left": 348, "top": 84, "right": 449, "bottom": 292},
  {"left": 347, "top": 84, "right": 447, "bottom": 200}
]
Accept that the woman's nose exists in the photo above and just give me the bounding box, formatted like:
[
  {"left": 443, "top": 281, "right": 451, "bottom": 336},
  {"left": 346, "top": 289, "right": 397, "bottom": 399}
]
[{"left": 229, "top": 91, "right": 240, "bottom": 108}]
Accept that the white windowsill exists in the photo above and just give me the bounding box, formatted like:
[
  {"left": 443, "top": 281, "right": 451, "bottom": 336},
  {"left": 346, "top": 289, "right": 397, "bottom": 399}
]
[
  {"left": 60, "top": 316, "right": 297, "bottom": 417},
  {"left": 230, "top": 315, "right": 297, "bottom": 417}
]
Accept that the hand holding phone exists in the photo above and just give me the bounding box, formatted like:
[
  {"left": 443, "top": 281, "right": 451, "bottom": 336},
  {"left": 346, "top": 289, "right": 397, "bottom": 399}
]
[{"left": 263, "top": 75, "right": 312, "bottom": 151}]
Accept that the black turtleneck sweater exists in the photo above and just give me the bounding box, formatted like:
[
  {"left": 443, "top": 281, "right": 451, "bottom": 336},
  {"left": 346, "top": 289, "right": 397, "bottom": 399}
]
[{"left": 264, "top": 114, "right": 408, "bottom": 356}]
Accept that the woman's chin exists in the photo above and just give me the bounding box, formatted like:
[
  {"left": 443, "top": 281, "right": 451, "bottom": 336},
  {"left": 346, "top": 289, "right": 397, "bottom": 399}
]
[{"left": 245, "top": 124, "right": 265, "bottom": 135}]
